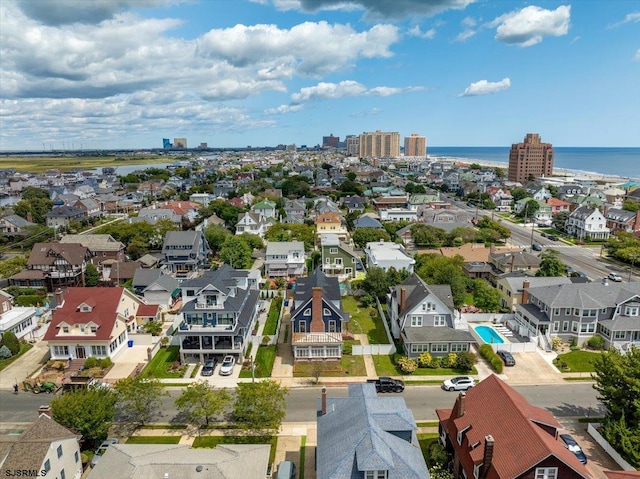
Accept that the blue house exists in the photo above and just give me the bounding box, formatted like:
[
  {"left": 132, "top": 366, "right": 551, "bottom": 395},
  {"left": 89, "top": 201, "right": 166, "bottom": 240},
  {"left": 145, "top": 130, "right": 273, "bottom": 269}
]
[{"left": 290, "top": 268, "right": 348, "bottom": 359}]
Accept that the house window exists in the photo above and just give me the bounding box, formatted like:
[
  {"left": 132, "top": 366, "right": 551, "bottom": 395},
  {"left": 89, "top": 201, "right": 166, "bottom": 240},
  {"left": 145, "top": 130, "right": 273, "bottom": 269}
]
[
  {"left": 365, "top": 471, "right": 388, "bottom": 479},
  {"left": 62, "top": 326, "right": 69, "bottom": 333},
  {"left": 565, "top": 308, "right": 571, "bottom": 315},
  {"left": 304, "top": 308, "right": 311, "bottom": 316},
  {"left": 186, "top": 290, "right": 195, "bottom": 297},
  {"left": 325, "top": 258, "right": 330, "bottom": 264},
  {"left": 60, "top": 470, "right": 66, "bottom": 479},
  {"left": 535, "top": 467, "right": 558, "bottom": 479},
  {"left": 625, "top": 306, "right": 639, "bottom": 316},
  {"left": 323, "top": 308, "right": 331, "bottom": 316},
  {"left": 330, "top": 248, "right": 338, "bottom": 254},
  {"left": 43, "top": 460, "right": 50, "bottom": 473},
  {"left": 411, "top": 344, "right": 428, "bottom": 353},
  {"left": 92, "top": 345, "right": 107, "bottom": 356},
  {"left": 573, "top": 308, "right": 579, "bottom": 316},
  {"left": 74, "top": 451, "right": 79, "bottom": 463},
  {"left": 90, "top": 326, "right": 97, "bottom": 333},
  {"left": 614, "top": 331, "right": 625, "bottom": 339},
  {"left": 580, "top": 323, "right": 596, "bottom": 333},
  {"left": 450, "top": 343, "right": 468, "bottom": 352},
  {"left": 553, "top": 308, "right": 560, "bottom": 316},
  {"left": 431, "top": 344, "right": 448, "bottom": 353},
  {"left": 328, "top": 320, "right": 337, "bottom": 332},
  {"left": 57, "top": 445, "right": 63, "bottom": 458},
  {"left": 345, "top": 268, "right": 353, "bottom": 275},
  {"left": 335, "top": 258, "right": 342, "bottom": 266},
  {"left": 434, "top": 315, "right": 446, "bottom": 326},
  {"left": 54, "top": 346, "right": 69, "bottom": 356},
  {"left": 572, "top": 322, "right": 578, "bottom": 332},
  {"left": 553, "top": 322, "right": 560, "bottom": 332},
  {"left": 299, "top": 321, "right": 307, "bottom": 333},
  {"left": 411, "top": 316, "right": 423, "bottom": 327},
  {"left": 562, "top": 321, "right": 569, "bottom": 332}
]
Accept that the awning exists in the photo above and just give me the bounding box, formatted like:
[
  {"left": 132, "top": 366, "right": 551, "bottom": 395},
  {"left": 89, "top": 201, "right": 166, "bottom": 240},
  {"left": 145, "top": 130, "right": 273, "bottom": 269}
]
[{"left": 171, "top": 288, "right": 182, "bottom": 298}]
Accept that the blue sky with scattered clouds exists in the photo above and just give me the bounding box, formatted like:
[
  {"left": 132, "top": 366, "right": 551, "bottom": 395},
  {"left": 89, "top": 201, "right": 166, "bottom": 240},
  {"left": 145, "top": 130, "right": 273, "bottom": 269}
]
[{"left": 1, "top": 0, "right": 638, "bottom": 150}]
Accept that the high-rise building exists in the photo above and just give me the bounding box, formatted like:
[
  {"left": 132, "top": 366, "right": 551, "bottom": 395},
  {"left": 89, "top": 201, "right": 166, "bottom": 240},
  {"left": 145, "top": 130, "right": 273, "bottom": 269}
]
[
  {"left": 346, "top": 135, "right": 359, "bottom": 156},
  {"left": 322, "top": 134, "right": 339, "bottom": 148},
  {"left": 358, "top": 130, "right": 400, "bottom": 158},
  {"left": 162, "top": 138, "right": 172, "bottom": 149},
  {"left": 508, "top": 133, "right": 554, "bottom": 183},
  {"left": 404, "top": 133, "right": 426, "bottom": 157},
  {"left": 174, "top": 138, "right": 187, "bottom": 149}
]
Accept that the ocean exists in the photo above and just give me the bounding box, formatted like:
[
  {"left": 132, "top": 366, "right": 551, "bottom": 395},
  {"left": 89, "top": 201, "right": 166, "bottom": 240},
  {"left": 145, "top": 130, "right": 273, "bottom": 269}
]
[{"left": 426, "top": 147, "right": 640, "bottom": 180}]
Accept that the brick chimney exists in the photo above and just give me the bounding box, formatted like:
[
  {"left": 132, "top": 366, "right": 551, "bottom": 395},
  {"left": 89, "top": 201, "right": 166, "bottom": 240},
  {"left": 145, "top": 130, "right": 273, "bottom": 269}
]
[
  {"left": 456, "top": 391, "right": 466, "bottom": 418},
  {"left": 521, "top": 280, "right": 530, "bottom": 305},
  {"left": 55, "top": 288, "right": 64, "bottom": 308},
  {"left": 321, "top": 387, "right": 327, "bottom": 416},
  {"left": 480, "top": 435, "right": 495, "bottom": 479},
  {"left": 399, "top": 287, "right": 406, "bottom": 313},
  {"left": 310, "top": 287, "right": 325, "bottom": 333}
]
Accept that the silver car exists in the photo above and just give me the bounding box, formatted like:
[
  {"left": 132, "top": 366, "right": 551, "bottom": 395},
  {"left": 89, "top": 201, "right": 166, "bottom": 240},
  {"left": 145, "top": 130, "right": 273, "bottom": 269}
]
[
  {"left": 219, "top": 355, "right": 235, "bottom": 376},
  {"left": 442, "top": 376, "right": 476, "bottom": 391}
]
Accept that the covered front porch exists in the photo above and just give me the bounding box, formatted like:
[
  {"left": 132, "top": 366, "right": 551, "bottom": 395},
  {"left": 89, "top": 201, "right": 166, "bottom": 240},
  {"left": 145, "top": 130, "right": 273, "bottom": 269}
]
[{"left": 292, "top": 332, "right": 343, "bottom": 359}]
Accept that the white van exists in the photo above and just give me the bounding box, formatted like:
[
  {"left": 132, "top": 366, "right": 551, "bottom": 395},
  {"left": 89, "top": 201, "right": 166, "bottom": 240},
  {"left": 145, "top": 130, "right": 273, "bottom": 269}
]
[{"left": 275, "top": 460, "right": 296, "bottom": 479}]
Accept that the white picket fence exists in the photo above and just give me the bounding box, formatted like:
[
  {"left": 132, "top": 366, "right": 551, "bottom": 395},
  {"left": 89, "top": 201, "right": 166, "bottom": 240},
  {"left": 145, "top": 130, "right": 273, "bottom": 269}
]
[{"left": 352, "top": 344, "right": 396, "bottom": 355}]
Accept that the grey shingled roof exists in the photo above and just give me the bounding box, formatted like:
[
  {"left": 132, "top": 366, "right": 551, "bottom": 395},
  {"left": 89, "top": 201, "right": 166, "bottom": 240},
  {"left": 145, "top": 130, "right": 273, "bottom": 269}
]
[
  {"left": 132, "top": 268, "right": 162, "bottom": 288},
  {"left": 404, "top": 326, "right": 474, "bottom": 343},
  {"left": 527, "top": 282, "right": 640, "bottom": 311},
  {"left": 393, "top": 273, "right": 455, "bottom": 315},
  {"left": 317, "top": 383, "right": 428, "bottom": 479},
  {"left": 294, "top": 268, "right": 342, "bottom": 311},
  {"left": 265, "top": 240, "right": 304, "bottom": 255}
]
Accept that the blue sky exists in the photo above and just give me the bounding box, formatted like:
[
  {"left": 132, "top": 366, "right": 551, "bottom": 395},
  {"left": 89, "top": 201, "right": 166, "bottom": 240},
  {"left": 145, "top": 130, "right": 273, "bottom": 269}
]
[{"left": 1, "top": 0, "right": 638, "bottom": 150}]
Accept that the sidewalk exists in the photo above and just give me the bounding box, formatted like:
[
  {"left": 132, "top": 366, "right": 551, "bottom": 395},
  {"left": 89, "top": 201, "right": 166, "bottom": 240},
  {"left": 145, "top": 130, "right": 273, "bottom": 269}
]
[{"left": 0, "top": 340, "right": 49, "bottom": 389}]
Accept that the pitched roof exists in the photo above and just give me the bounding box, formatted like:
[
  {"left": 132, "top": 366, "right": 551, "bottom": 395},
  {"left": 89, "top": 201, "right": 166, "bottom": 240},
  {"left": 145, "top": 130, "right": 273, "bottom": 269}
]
[
  {"left": 27, "top": 242, "right": 89, "bottom": 267},
  {"left": 60, "top": 234, "right": 124, "bottom": 251},
  {"left": 265, "top": 241, "right": 305, "bottom": 255},
  {"left": 393, "top": 273, "right": 455, "bottom": 313},
  {"left": 527, "top": 282, "right": 640, "bottom": 310},
  {"left": 437, "top": 375, "right": 591, "bottom": 479}
]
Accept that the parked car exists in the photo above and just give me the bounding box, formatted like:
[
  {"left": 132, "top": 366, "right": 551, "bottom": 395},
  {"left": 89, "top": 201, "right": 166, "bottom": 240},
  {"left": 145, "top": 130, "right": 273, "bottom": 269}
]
[
  {"left": 540, "top": 232, "right": 548, "bottom": 238},
  {"left": 607, "top": 272, "right": 622, "bottom": 282},
  {"left": 496, "top": 350, "right": 516, "bottom": 366},
  {"left": 201, "top": 359, "right": 217, "bottom": 376},
  {"left": 442, "top": 376, "right": 476, "bottom": 391},
  {"left": 91, "top": 438, "right": 119, "bottom": 468},
  {"left": 548, "top": 235, "right": 559, "bottom": 241},
  {"left": 532, "top": 243, "right": 543, "bottom": 252},
  {"left": 219, "top": 355, "right": 235, "bottom": 376},
  {"left": 559, "top": 433, "right": 587, "bottom": 464},
  {"left": 367, "top": 377, "right": 405, "bottom": 393}
]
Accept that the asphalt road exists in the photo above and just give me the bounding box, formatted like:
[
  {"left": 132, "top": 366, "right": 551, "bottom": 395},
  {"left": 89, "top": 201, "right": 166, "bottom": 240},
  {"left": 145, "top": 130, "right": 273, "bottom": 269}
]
[{"left": 0, "top": 382, "right": 605, "bottom": 425}]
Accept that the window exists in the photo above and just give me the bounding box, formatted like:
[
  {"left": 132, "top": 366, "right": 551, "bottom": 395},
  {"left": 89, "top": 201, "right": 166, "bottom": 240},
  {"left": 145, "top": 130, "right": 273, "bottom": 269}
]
[
  {"left": 565, "top": 308, "right": 571, "bottom": 315},
  {"left": 328, "top": 320, "right": 336, "bottom": 332},
  {"left": 434, "top": 315, "right": 446, "bottom": 326},
  {"left": 62, "top": 326, "right": 69, "bottom": 333},
  {"left": 303, "top": 308, "right": 311, "bottom": 316},
  {"left": 53, "top": 346, "right": 69, "bottom": 357},
  {"left": 553, "top": 321, "right": 559, "bottom": 332},
  {"left": 364, "top": 472, "right": 387, "bottom": 479},
  {"left": 92, "top": 345, "right": 107, "bottom": 356},
  {"left": 535, "top": 467, "right": 558, "bottom": 479},
  {"left": 43, "top": 460, "right": 50, "bottom": 473},
  {"left": 411, "top": 316, "right": 423, "bottom": 327},
  {"left": 580, "top": 323, "right": 596, "bottom": 333},
  {"left": 325, "top": 257, "right": 330, "bottom": 264},
  {"left": 411, "top": 344, "right": 428, "bottom": 353},
  {"left": 572, "top": 322, "right": 578, "bottom": 332},
  {"left": 299, "top": 321, "right": 307, "bottom": 333},
  {"left": 90, "top": 326, "right": 97, "bottom": 333},
  {"left": 450, "top": 343, "right": 468, "bottom": 352},
  {"left": 74, "top": 451, "right": 79, "bottom": 463},
  {"left": 562, "top": 321, "right": 569, "bottom": 332},
  {"left": 614, "top": 331, "right": 625, "bottom": 339},
  {"left": 323, "top": 308, "right": 331, "bottom": 316},
  {"left": 57, "top": 445, "right": 63, "bottom": 458},
  {"left": 329, "top": 248, "right": 338, "bottom": 254},
  {"left": 625, "top": 306, "right": 639, "bottom": 316},
  {"left": 186, "top": 290, "right": 195, "bottom": 297},
  {"left": 431, "top": 344, "right": 448, "bottom": 353},
  {"left": 60, "top": 470, "right": 66, "bottom": 479},
  {"left": 553, "top": 308, "right": 560, "bottom": 316}
]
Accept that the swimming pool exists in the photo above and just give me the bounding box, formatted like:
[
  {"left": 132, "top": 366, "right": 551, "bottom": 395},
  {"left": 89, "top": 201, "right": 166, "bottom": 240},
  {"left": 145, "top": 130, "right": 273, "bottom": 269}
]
[{"left": 474, "top": 325, "right": 505, "bottom": 344}]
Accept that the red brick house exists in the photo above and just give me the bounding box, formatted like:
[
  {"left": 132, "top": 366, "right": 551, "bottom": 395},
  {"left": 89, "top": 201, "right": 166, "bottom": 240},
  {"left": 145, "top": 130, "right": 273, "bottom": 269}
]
[{"left": 436, "top": 375, "right": 592, "bottom": 479}]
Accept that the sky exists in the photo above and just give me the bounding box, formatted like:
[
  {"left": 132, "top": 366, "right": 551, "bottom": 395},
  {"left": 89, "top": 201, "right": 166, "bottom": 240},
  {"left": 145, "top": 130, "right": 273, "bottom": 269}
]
[{"left": 1, "top": 0, "right": 639, "bottom": 151}]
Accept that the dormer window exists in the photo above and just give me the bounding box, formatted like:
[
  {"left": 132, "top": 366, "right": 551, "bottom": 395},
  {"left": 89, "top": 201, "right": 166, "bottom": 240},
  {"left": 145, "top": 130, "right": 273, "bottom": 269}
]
[
  {"left": 91, "top": 326, "right": 97, "bottom": 333},
  {"left": 625, "top": 306, "right": 639, "bottom": 316},
  {"left": 62, "top": 326, "right": 69, "bottom": 333},
  {"left": 364, "top": 471, "right": 388, "bottom": 479},
  {"left": 80, "top": 305, "right": 91, "bottom": 312}
]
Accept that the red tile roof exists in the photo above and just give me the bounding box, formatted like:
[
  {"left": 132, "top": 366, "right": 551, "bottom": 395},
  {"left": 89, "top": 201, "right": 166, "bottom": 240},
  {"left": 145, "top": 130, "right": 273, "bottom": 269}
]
[
  {"left": 44, "top": 287, "right": 126, "bottom": 342},
  {"left": 437, "top": 375, "right": 592, "bottom": 479},
  {"left": 136, "top": 304, "right": 159, "bottom": 318}
]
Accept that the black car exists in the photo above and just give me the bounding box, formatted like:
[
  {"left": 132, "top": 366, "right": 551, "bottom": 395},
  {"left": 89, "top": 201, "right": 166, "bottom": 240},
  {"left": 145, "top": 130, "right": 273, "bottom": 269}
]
[
  {"left": 548, "top": 235, "right": 559, "bottom": 241},
  {"left": 496, "top": 350, "right": 516, "bottom": 366},
  {"left": 201, "top": 359, "right": 217, "bottom": 376},
  {"left": 559, "top": 433, "right": 587, "bottom": 464},
  {"left": 532, "top": 243, "right": 543, "bottom": 252}
]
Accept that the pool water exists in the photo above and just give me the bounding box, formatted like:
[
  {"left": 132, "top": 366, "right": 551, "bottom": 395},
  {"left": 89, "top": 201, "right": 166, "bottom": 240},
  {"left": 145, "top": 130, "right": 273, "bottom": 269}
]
[{"left": 474, "top": 325, "right": 505, "bottom": 344}]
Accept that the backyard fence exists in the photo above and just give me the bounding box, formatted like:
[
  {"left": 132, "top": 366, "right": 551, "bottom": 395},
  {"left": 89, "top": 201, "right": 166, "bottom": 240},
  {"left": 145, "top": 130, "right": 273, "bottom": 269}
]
[
  {"left": 352, "top": 344, "right": 396, "bottom": 356},
  {"left": 587, "top": 423, "right": 636, "bottom": 471}
]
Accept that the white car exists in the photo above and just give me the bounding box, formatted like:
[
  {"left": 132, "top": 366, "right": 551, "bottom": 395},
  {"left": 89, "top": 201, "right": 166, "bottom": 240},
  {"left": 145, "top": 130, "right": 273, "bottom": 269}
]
[
  {"left": 607, "top": 272, "right": 622, "bottom": 282},
  {"left": 219, "top": 355, "right": 235, "bottom": 376},
  {"left": 442, "top": 376, "right": 476, "bottom": 391}
]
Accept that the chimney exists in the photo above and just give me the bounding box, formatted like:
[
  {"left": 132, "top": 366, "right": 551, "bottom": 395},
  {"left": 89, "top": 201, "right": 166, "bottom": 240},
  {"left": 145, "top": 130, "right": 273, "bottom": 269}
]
[
  {"left": 38, "top": 405, "right": 52, "bottom": 417},
  {"left": 521, "top": 280, "right": 530, "bottom": 305},
  {"left": 457, "top": 391, "right": 466, "bottom": 418},
  {"left": 55, "top": 288, "right": 64, "bottom": 308},
  {"left": 321, "top": 387, "right": 327, "bottom": 416},
  {"left": 480, "top": 435, "right": 495, "bottom": 479},
  {"left": 26, "top": 212, "right": 33, "bottom": 223},
  {"left": 310, "top": 287, "right": 325, "bottom": 333},
  {"left": 399, "top": 287, "right": 406, "bottom": 312}
]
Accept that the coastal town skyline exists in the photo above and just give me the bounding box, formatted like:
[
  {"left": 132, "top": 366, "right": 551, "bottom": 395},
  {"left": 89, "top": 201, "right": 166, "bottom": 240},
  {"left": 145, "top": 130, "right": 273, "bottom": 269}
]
[{"left": 1, "top": 0, "right": 639, "bottom": 150}]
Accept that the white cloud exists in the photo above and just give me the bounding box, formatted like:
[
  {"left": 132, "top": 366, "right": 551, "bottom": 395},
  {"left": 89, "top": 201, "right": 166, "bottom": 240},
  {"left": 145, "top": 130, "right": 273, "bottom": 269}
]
[
  {"left": 408, "top": 25, "right": 436, "bottom": 39},
  {"left": 490, "top": 5, "right": 570, "bottom": 47},
  {"left": 459, "top": 77, "right": 511, "bottom": 97},
  {"left": 454, "top": 16, "right": 477, "bottom": 42},
  {"left": 264, "top": 104, "right": 305, "bottom": 115},
  {"left": 607, "top": 12, "right": 640, "bottom": 29},
  {"left": 455, "top": 29, "right": 476, "bottom": 42},
  {"left": 461, "top": 16, "right": 476, "bottom": 28},
  {"left": 349, "top": 107, "right": 382, "bottom": 117},
  {"left": 267, "top": 0, "right": 476, "bottom": 18},
  {"left": 291, "top": 81, "right": 368, "bottom": 103}
]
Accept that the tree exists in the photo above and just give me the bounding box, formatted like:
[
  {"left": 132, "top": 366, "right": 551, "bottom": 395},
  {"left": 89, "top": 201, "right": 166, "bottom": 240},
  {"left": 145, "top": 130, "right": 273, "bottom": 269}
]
[
  {"left": 204, "top": 224, "right": 231, "bottom": 254},
  {"left": 265, "top": 223, "right": 315, "bottom": 250},
  {"left": 0, "top": 331, "right": 20, "bottom": 355},
  {"left": 410, "top": 224, "right": 447, "bottom": 248},
  {"left": 510, "top": 188, "right": 530, "bottom": 203},
  {"left": 13, "top": 198, "right": 53, "bottom": 225},
  {"left": 21, "top": 186, "right": 51, "bottom": 201},
  {"left": 84, "top": 263, "right": 100, "bottom": 286},
  {"left": 114, "top": 376, "right": 167, "bottom": 426},
  {"left": 175, "top": 381, "right": 232, "bottom": 427},
  {"left": 143, "top": 320, "right": 163, "bottom": 336},
  {"left": 51, "top": 388, "right": 117, "bottom": 448},
  {"left": 475, "top": 216, "right": 511, "bottom": 241},
  {"left": 361, "top": 267, "right": 389, "bottom": 300},
  {"left": 339, "top": 179, "right": 364, "bottom": 196},
  {"left": 536, "top": 249, "right": 566, "bottom": 277},
  {"left": 552, "top": 210, "right": 570, "bottom": 232},
  {"left": 415, "top": 254, "right": 468, "bottom": 308},
  {"left": 233, "top": 380, "right": 287, "bottom": 438},
  {"left": 239, "top": 232, "right": 264, "bottom": 250},
  {"left": 351, "top": 228, "right": 390, "bottom": 248},
  {"left": 519, "top": 199, "right": 540, "bottom": 220},
  {"left": 622, "top": 200, "right": 640, "bottom": 212},
  {"left": 219, "top": 236, "right": 253, "bottom": 269},
  {"left": 593, "top": 347, "right": 640, "bottom": 468},
  {"left": 0, "top": 256, "right": 28, "bottom": 279},
  {"left": 0, "top": 345, "right": 12, "bottom": 359},
  {"left": 472, "top": 279, "right": 501, "bottom": 312}
]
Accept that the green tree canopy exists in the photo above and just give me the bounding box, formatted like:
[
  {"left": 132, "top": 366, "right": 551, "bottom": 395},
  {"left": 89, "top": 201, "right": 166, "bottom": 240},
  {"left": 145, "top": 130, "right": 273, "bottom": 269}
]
[
  {"left": 410, "top": 224, "right": 447, "bottom": 248},
  {"left": 21, "top": 186, "right": 51, "bottom": 201},
  {"left": 264, "top": 223, "right": 315, "bottom": 250},
  {"left": 51, "top": 388, "right": 117, "bottom": 448},
  {"left": 415, "top": 254, "right": 467, "bottom": 308},
  {"left": 360, "top": 267, "right": 410, "bottom": 300},
  {"left": 510, "top": 188, "right": 531, "bottom": 203},
  {"left": 238, "top": 233, "right": 264, "bottom": 250},
  {"left": 475, "top": 216, "right": 511, "bottom": 241},
  {"left": 519, "top": 199, "right": 540, "bottom": 220},
  {"left": 0, "top": 331, "right": 20, "bottom": 355},
  {"left": 352, "top": 228, "right": 391, "bottom": 248},
  {"left": 233, "top": 380, "right": 288, "bottom": 438},
  {"left": 472, "top": 279, "right": 502, "bottom": 312},
  {"left": 219, "top": 236, "right": 253, "bottom": 269},
  {"left": 535, "top": 249, "right": 566, "bottom": 277},
  {"left": 551, "top": 210, "right": 570, "bottom": 232},
  {"left": 280, "top": 177, "right": 312, "bottom": 198},
  {"left": 0, "top": 256, "right": 28, "bottom": 279},
  {"left": 13, "top": 198, "right": 53, "bottom": 225},
  {"left": 84, "top": 263, "right": 100, "bottom": 286},
  {"left": 622, "top": 200, "right": 640, "bottom": 212},
  {"left": 114, "top": 377, "right": 167, "bottom": 426},
  {"left": 204, "top": 224, "right": 232, "bottom": 254},
  {"left": 175, "top": 381, "right": 232, "bottom": 427}
]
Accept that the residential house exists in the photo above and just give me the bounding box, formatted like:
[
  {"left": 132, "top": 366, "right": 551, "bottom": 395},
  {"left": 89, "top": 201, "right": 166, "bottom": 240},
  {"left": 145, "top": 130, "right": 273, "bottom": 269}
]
[
  {"left": 101, "top": 260, "right": 141, "bottom": 285},
  {"left": 251, "top": 199, "right": 277, "bottom": 219},
  {"left": 605, "top": 208, "right": 640, "bottom": 236},
  {"left": 72, "top": 197, "right": 101, "bottom": 218},
  {"left": 514, "top": 280, "right": 640, "bottom": 350},
  {"left": 60, "top": 234, "right": 125, "bottom": 267},
  {"left": 342, "top": 195, "right": 365, "bottom": 213},
  {"left": 489, "top": 250, "right": 541, "bottom": 275},
  {"left": 264, "top": 241, "right": 306, "bottom": 279},
  {"left": 0, "top": 214, "right": 36, "bottom": 238},
  {"left": 515, "top": 198, "right": 552, "bottom": 224},
  {"left": 0, "top": 290, "right": 38, "bottom": 340},
  {"left": 315, "top": 212, "right": 348, "bottom": 241},
  {"left": 407, "top": 193, "right": 442, "bottom": 211},
  {"left": 132, "top": 207, "right": 182, "bottom": 228},
  {"left": 161, "top": 230, "right": 210, "bottom": 277},
  {"left": 158, "top": 201, "right": 201, "bottom": 223},
  {"left": 177, "top": 265, "right": 259, "bottom": 363},
  {"left": 316, "top": 383, "right": 429, "bottom": 479},
  {"left": 87, "top": 444, "right": 270, "bottom": 479},
  {"left": 486, "top": 187, "right": 513, "bottom": 213},
  {"left": 283, "top": 199, "right": 307, "bottom": 220},
  {"left": 365, "top": 241, "right": 415, "bottom": 273},
  {"left": 0, "top": 413, "right": 82, "bottom": 479},
  {"left": 602, "top": 187, "right": 626, "bottom": 207},
  {"left": 132, "top": 268, "right": 180, "bottom": 307},
  {"left": 372, "top": 195, "right": 408, "bottom": 212},
  {"left": 379, "top": 207, "right": 418, "bottom": 222},
  {"left": 235, "top": 211, "right": 272, "bottom": 238},
  {"left": 9, "top": 242, "right": 93, "bottom": 291},
  {"left": 189, "top": 192, "right": 214, "bottom": 206},
  {"left": 44, "top": 287, "right": 148, "bottom": 360},
  {"left": 546, "top": 197, "right": 571, "bottom": 215},
  {"left": 320, "top": 233, "right": 362, "bottom": 280},
  {"left": 566, "top": 206, "right": 610, "bottom": 240},
  {"left": 290, "top": 268, "right": 348, "bottom": 359},
  {"left": 389, "top": 273, "right": 474, "bottom": 357},
  {"left": 528, "top": 186, "right": 552, "bottom": 201},
  {"left": 557, "top": 184, "right": 584, "bottom": 200},
  {"left": 353, "top": 214, "right": 384, "bottom": 229},
  {"left": 496, "top": 277, "right": 572, "bottom": 312},
  {"left": 45, "top": 205, "right": 85, "bottom": 229},
  {"left": 436, "top": 375, "right": 592, "bottom": 479}
]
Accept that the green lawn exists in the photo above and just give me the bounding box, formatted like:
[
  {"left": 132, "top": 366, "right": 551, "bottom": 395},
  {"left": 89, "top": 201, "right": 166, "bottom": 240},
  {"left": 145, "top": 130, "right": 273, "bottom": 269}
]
[
  {"left": 125, "top": 436, "right": 181, "bottom": 444},
  {"left": 293, "top": 353, "right": 367, "bottom": 377},
  {"left": 417, "top": 433, "right": 440, "bottom": 466},
  {"left": 239, "top": 345, "right": 276, "bottom": 378},
  {"left": 342, "top": 296, "right": 389, "bottom": 344},
  {"left": 193, "top": 435, "right": 277, "bottom": 464},
  {"left": 139, "top": 346, "right": 186, "bottom": 379},
  {"left": 554, "top": 350, "right": 601, "bottom": 373},
  {"left": 263, "top": 298, "right": 281, "bottom": 336},
  {"left": 374, "top": 354, "right": 477, "bottom": 377},
  {"left": 0, "top": 342, "right": 34, "bottom": 373}
]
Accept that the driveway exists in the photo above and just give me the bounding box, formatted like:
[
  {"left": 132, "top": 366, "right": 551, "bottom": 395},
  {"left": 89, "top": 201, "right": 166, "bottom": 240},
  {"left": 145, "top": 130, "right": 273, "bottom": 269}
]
[
  {"left": 501, "top": 350, "right": 564, "bottom": 385},
  {"left": 0, "top": 340, "right": 50, "bottom": 390}
]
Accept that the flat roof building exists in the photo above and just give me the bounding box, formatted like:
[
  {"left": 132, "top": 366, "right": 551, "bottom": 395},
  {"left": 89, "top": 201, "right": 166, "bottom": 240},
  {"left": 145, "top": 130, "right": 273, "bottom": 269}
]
[
  {"left": 508, "top": 133, "right": 554, "bottom": 183},
  {"left": 404, "top": 133, "right": 426, "bottom": 157},
  {"left": 359, "top": 130, "right": 400, "bottom": 158}
]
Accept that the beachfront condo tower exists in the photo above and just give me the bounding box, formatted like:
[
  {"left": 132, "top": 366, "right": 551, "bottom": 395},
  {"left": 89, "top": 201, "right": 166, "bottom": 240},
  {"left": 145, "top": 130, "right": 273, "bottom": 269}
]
[
  {"left": 508, "top": 133, "right": 554, "bottom": 183},
  {"left": 359, "top": 130, "right": 400, "bottom": 158},
  {"left": 404, "top": 133, "right": 427, "bottom": 157}
]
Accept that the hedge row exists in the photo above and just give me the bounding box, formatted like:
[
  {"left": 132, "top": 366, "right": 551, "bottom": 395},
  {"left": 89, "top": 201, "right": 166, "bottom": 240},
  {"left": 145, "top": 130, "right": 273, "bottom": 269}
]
[{"left": 479, "top": 344, "right": 503, "bottom": 374}]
